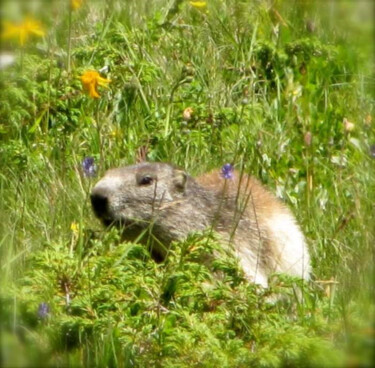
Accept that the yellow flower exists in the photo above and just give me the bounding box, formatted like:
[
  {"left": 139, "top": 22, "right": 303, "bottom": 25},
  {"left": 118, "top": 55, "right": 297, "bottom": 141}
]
[
  {"left": 1, "top": 17, "right": 45, "bottom": 46},
  {"left": 109, "top": 128, "right": 122, "bottom": 139},
  {"left": 80, "top": 70, "right": 111, "bottom": 99},
  {"left": 183, "top": 107, "right": 194, "bottom": 121},
  {"left": 71, "top": 0, "right": 83, "bottom": 10},
  {"left": 189, "top": 1, "right": 207, "bottom": 9},
  {"left": 70, "top": 221, "right": 79, "bottom": 236}
]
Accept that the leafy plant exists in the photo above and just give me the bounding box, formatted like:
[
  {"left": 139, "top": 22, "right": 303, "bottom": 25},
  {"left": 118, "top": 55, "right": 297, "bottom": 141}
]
[{"left": 0, "top": 0, "right": 373, "bottom": 367}]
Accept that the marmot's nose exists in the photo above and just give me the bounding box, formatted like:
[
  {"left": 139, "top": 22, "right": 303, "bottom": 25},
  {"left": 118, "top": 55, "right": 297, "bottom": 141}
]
[{"left": 90, "top": 191, "right": 109, "bottom": 218}]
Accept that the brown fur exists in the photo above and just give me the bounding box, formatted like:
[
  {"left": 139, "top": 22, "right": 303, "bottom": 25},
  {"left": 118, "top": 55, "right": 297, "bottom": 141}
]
[{"left": 91, "top": 162, "right": 310, "bottom": 286}]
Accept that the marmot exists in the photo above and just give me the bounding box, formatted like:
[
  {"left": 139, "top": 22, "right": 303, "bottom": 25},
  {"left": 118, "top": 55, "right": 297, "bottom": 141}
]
[{"left": 91, "top": 162, "right": 310, "bottom": 287}]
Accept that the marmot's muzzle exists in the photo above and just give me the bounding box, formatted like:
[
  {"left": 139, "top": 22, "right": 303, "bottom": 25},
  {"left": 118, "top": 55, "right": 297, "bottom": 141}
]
[{"left": 90, "top": 192, "right": 109, "bottom": 219}]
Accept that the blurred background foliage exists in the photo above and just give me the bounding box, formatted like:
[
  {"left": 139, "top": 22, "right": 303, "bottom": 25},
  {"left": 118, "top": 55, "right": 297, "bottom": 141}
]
[{"left": 0, "top": 0, "right": 374, "bottom": 367}]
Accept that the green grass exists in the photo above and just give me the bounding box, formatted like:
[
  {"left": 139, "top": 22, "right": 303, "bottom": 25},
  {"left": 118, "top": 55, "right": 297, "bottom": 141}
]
[{"left": 0, "top": 0, "right": 374, "bottom": 367}]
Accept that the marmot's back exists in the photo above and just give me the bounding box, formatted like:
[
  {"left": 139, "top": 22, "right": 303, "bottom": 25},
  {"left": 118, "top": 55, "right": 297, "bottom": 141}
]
[
  {"left": 91, "top": 162, "right": 310, "bottom": 287},
  {"left": 197, "top": 169, "right": 310, "bottom": 286}
]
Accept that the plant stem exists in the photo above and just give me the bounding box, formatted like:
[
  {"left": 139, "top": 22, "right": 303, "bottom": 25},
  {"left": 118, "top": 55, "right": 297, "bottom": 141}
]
[{"left": 67, "top": 4, "right": 73, "bottom": 73}]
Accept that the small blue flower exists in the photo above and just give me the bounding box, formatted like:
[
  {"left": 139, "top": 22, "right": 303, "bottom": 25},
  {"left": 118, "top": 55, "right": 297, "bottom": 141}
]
[
  {"left": 221, "top": 163, "right": 234, "bottom": 179},
  {"left": 82, "top": 157, "right": 97, "bottom": 177},
  {"left": 38, "top": 302, "right": 49, "bottom": 319}
]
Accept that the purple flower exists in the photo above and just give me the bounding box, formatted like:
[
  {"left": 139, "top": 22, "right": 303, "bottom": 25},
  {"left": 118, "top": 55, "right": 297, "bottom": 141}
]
[
  {"left": 221, "top": 163, "right": 234, "bottom": 179},
  {"left": 38, "top": 302, "right": 49, "bottom": 319},
  {"left": 82, "top": 157, "right": 97, "bottom": 177}
]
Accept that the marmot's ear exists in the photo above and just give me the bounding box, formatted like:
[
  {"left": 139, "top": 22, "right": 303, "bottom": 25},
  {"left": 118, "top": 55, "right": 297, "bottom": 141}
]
[{"left": 173, "top": 170, "right": 187, "bottom": 192}]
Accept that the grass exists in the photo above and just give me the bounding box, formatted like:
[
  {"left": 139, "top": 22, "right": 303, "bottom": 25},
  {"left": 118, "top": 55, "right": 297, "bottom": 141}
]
[{"left": 0, "top": 0, "right": 374, "bottom": 367}]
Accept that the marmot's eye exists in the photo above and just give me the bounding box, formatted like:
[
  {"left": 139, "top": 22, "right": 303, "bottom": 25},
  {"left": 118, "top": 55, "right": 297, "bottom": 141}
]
[{"left": 139, "top": 175, "right": 154, "bottom": 186}]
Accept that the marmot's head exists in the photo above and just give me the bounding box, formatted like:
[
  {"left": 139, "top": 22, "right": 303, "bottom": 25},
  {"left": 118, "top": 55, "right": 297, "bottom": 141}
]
[{"left": 90, "top": 162, "right": 188, "bottom": 228}]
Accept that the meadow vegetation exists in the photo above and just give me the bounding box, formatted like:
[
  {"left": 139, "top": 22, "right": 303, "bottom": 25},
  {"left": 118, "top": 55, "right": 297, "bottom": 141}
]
[{"left": 0, "top": 0, "right": 374, "bottom": 366}]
